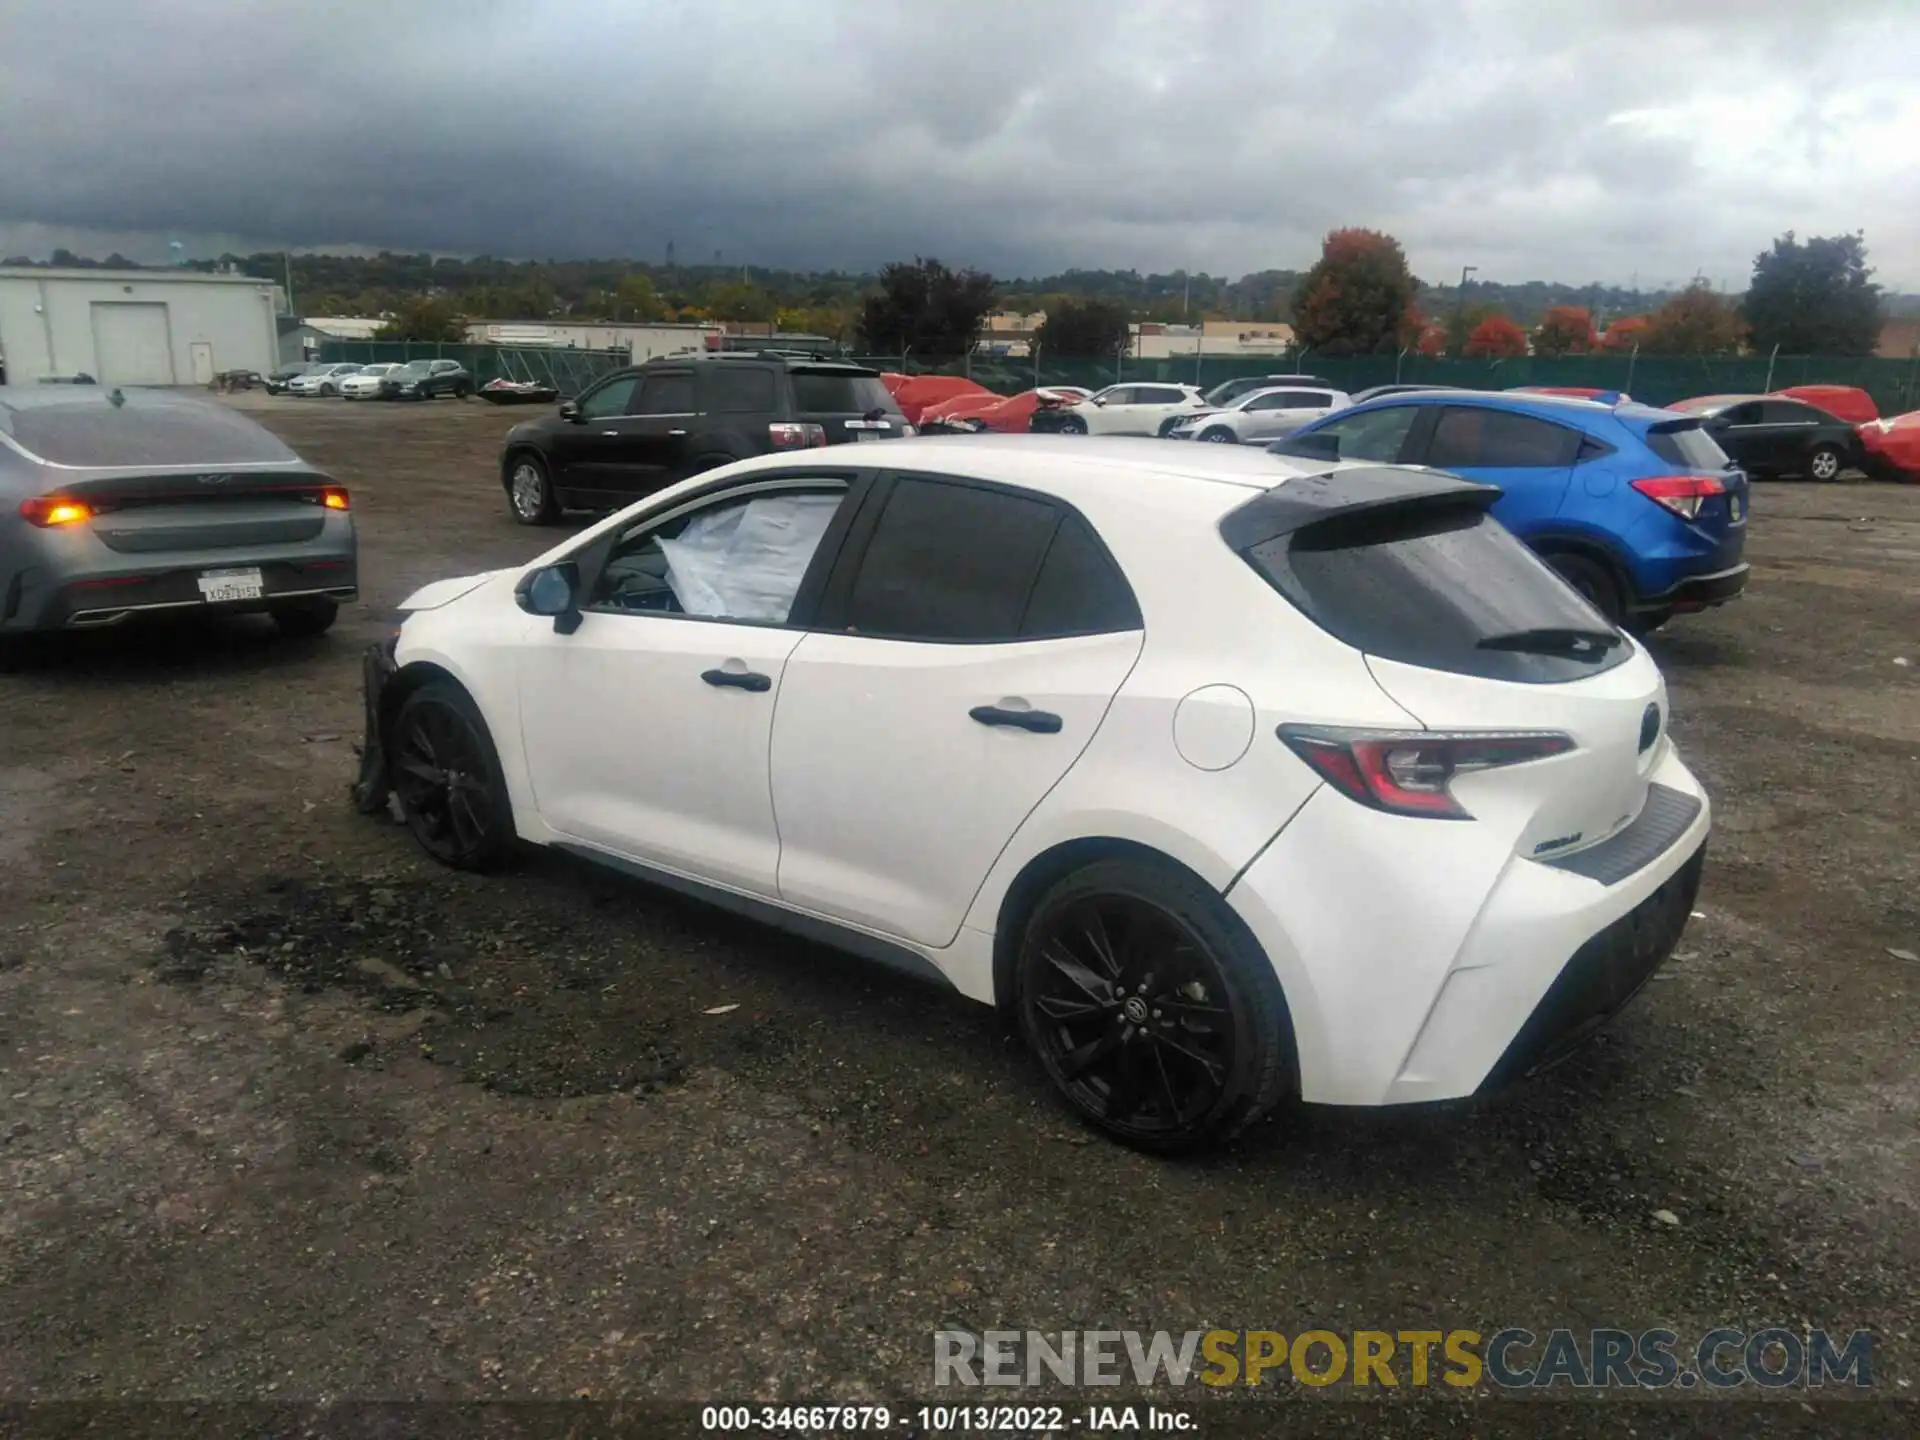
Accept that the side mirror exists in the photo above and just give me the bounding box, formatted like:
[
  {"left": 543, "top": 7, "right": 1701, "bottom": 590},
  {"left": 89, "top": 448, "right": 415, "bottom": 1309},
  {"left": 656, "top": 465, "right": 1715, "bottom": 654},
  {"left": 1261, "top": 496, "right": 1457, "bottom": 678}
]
[
  {"left": 1091, "top": 396, "right": 1108, "bottom": 406},
  {"left": 1270, "top": 431, "right": 1342, "bottom": 462},
  {"left": 558, "top": 400, "right": 581, "bottom": 422},
  {"left": 516, "top": 561, "right": 584, "bottom": 633}
]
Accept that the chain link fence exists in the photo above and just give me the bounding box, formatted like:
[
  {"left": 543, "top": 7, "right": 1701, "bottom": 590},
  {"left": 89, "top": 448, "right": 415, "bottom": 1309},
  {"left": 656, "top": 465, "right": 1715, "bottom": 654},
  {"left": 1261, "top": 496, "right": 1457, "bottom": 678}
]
[
  {"left": 316, "top": 341, "right": 634, "bottom": 395},
  {"left": 316, "top": 341, "right": 1920, "bottom": 416}
]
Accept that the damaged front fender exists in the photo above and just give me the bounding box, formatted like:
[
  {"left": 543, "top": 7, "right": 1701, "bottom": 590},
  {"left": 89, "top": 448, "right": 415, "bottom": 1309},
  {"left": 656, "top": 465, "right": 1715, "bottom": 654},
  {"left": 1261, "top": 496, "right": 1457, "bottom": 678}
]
[{"left": 351, "top": 637, "right": 400, "bottom": 815}]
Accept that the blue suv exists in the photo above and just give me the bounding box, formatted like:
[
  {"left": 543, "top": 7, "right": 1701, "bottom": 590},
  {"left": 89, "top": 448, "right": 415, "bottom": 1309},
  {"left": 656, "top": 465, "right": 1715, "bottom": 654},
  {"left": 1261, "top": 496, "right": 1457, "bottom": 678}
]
[{"left": 1272, "top": 390, "right": 1750, "bottom": 633}]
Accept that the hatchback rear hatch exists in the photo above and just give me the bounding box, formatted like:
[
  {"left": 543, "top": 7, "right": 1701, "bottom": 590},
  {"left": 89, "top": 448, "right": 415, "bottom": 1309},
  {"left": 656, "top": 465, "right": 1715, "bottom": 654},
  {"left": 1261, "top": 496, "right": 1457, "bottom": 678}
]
[
  {"left": 788, "top": 366, "right": 910, "bottom": 444},
  {"left": 1625, "top": 409, "right": 1749, "bottom": 568},
  {"left": 1227, "top": 468, "right": 1676, "bottom": 870}
]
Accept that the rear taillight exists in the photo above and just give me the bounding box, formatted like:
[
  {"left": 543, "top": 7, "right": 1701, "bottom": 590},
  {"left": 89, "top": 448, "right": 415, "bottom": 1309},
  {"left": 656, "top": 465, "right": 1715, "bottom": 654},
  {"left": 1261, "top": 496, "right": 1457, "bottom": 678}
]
[
  {"left": 19, "top": 495, "right": 93, "bottom": 527},
  {"left": 769, "top": 422, "right": 828, "bottom": 450},
  {"left": 322, "top": 486, "right": 350, "bottom": 511},
  {"left": 1631, "top": 474, "right": 1725, "bottom": 521},
  {"left": 1278, "top": 725, "right": 1575, "bottom": 820}
]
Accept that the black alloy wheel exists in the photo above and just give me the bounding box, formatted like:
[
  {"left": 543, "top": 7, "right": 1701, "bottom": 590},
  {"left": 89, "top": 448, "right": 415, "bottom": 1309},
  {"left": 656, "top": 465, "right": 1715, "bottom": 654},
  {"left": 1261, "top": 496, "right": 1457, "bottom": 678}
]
[
  {"left": 390, "top": 682, "right": 512, "bottom": 870},
  {"left": 1056, "top": 415, "right": 1088, "bottom": 435},
  {"left": 1017, "top": 859, "right": 1290, "bottom": 1152}
]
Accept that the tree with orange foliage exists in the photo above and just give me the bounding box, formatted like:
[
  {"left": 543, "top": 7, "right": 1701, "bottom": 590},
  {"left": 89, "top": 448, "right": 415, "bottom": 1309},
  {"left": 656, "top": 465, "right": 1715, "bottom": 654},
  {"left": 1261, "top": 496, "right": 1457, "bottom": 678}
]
[
  {"left": 1415, "top": 324, "right": 1446, "bottom": 357},
  {"left": 1599, "top": 315, "right": 1649, "bottom": 351},
  {"left": 1290, "top": 229, "right": 1421, "bottom": 356},
  {"left": 1533, "top": 305, "right": 1597, "bottom": 358},
  {"left": 1463, "top": 313, "right": 1528, "bottom": 358},
  {"left": 1642, "top": 281, "right": 1746, "bottom": 356}
]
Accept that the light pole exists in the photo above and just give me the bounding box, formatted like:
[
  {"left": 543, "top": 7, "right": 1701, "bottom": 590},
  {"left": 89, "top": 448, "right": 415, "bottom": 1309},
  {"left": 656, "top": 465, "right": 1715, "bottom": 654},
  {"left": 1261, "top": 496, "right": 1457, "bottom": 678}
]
[{"left": 1454, "top": 265, "right": 1477, "bottom": 355}]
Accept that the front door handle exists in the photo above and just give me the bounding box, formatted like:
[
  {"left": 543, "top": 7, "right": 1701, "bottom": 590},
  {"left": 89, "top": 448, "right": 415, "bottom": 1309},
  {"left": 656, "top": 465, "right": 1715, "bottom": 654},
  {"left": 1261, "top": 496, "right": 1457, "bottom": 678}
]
[
  {"left": 703, "top": 667, "right": 772, "bottom": 692},
  {"left": 668, "top": 429, "right": 688, "bottom": 437},
  {"left": 969, "top": 704, "right": 1062, "bottom": 734},
  {"left": 602, "top": 429, "right": 620, "bottom": 436}
]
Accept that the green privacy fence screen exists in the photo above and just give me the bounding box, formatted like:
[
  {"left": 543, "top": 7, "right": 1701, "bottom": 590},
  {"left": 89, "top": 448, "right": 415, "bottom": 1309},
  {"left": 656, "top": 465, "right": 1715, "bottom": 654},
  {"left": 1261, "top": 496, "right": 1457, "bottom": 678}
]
[
  {"left": 855, "top": 353, "right": 1920, "bottom": 415},
  {"left": 319, "top": 339, "right": 1920, "bottom": 415}
]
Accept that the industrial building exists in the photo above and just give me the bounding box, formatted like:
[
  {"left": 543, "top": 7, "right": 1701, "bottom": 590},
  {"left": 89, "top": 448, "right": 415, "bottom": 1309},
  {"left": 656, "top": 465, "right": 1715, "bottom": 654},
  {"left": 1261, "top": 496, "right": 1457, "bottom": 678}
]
[{"left": 0, "top": 267, "right": 284, "bottom": 386}]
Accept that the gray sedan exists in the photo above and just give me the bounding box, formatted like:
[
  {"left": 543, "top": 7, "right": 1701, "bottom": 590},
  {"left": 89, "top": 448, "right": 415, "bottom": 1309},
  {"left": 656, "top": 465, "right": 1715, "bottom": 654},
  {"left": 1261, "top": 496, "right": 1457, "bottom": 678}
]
[{"left": 0, "top": 386, "right": 356, "bottom": 641}]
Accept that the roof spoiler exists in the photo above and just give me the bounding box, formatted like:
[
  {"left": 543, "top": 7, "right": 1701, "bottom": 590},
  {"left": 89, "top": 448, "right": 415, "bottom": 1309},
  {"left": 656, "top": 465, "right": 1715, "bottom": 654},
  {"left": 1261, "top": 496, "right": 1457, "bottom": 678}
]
[{"left": 1219, "top": 465, "right": 1503, "bottom": 552}]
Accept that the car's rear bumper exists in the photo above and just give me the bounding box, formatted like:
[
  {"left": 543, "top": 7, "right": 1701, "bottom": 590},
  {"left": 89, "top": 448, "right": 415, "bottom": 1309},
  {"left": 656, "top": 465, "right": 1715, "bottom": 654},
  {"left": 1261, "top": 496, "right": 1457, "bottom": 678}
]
[
  {"left": 1226, "top": 744, "right": 1710, "bottom": 1106},
  {"left": 1634, "top": 561, "right": 1749, "bottom": 614},
  {"left": 2, "top": 531, "right": 358, "bottom": 632}
]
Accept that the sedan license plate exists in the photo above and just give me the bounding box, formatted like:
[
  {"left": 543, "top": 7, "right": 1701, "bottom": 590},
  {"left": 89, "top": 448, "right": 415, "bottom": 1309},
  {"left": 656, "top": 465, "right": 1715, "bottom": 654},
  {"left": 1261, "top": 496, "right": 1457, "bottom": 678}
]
[
  {"left": 852, "top": 429, "right": 877, "bottom": 442},
  {"left": 198, "top": 567, "right": 264, "bottom": 603}
]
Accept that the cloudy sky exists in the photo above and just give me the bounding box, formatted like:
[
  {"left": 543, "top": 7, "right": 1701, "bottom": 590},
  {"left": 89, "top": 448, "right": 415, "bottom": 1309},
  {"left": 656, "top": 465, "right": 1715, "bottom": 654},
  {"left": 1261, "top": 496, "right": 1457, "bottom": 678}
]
[{"left": 3, "top": 0, "right": 1917, "bottom": 288}]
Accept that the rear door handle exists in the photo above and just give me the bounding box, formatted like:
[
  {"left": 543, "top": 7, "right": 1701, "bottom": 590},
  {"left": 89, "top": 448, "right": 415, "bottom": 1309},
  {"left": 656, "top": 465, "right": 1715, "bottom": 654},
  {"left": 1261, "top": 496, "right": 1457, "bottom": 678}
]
[
  {"left": 969, "top": 704, "right": 1062, "bottom": 734},
  {"left": 702, "top": 668, "right": 772, "bottom": 692},
  {"left": 668, "top": 429, "right": 688, "bottom": 436}
]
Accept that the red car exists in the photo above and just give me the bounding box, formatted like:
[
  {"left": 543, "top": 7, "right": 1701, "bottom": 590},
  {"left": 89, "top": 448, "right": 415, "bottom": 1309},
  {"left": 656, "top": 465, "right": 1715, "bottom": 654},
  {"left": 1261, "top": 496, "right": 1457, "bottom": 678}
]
[
  {"left": 879, "top": 373, "right": 991, "bottom": 426},
  {"left": 1858, "top": 411, "right": 1920, "bottom": 483},
  {"left": 966, "top": 387, "right": 1092, "bottom": 433},
  {"left": 1773, "top": 385, "right": 1878, "bottom": 425}
]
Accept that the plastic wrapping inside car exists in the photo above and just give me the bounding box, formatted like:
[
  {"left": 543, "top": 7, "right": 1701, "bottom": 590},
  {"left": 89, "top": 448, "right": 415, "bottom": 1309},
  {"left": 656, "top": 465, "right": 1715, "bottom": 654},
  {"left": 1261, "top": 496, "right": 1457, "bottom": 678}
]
[{"left": 658, "top": 493, "right": 841, "bottom": 621}]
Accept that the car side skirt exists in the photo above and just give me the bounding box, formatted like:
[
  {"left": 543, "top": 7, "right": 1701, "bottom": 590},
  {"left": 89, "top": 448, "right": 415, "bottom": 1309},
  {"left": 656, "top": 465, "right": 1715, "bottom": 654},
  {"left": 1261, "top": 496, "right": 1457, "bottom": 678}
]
[{"left": 551, "top": 842, "right": 961, "bottom": 996}]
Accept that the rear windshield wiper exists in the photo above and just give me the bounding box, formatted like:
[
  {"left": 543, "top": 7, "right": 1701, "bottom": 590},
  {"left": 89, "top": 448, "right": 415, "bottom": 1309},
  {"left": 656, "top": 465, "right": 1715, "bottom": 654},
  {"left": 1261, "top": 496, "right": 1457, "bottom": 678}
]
[{"left": 1476, "top": 627, "right": 1623, "bottom": 656}]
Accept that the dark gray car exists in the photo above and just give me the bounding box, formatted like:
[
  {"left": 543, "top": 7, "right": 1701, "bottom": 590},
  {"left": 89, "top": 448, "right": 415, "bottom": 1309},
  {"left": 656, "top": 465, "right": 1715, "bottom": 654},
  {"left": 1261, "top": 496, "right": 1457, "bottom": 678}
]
[{"left": 0, "top": 387, "right": 356, "bottom": 640}]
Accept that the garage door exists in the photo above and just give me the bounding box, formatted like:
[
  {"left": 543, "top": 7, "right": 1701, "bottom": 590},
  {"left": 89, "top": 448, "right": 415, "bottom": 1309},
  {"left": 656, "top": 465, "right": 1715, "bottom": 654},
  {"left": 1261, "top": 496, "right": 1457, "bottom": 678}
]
[{"left": 90, "top": 302, "right": 176, "bottom": 385}]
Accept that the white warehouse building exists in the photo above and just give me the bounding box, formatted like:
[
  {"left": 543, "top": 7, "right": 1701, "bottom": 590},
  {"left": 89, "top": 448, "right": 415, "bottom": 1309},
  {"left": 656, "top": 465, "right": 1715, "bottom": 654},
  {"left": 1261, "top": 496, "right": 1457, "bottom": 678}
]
[{"left": 0, "top": 267, "right": 284, "bottom": 387}]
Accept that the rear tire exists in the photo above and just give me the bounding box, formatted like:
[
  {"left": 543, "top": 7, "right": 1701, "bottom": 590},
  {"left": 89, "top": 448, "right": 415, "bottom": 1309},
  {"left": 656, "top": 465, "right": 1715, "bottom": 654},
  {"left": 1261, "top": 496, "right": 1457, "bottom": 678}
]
[
  {"left": 389, "top": 680, "right": 515, "bottom": 871},
  {"left": 1806, "top": 444, "right": 1843, "bottom": 482},
  {"left": 270, "top": 597, "right": 338, "bottom": 639},
  {"left": 1015, "top": 856, "right": 1293, "bottom": 1154},
  {"left": 507, "top": 453, "right": 561, "bottom": 526},
  {"left": 1544, "top": 552, "right": 1624, "bottom": 625}
]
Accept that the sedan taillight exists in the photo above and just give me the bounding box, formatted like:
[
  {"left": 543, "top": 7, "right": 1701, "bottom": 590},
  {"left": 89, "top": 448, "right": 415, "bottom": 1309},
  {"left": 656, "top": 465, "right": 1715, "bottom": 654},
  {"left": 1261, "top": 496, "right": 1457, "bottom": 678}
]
[
  {"left": 1631, "top": 474, "right": 1725, "bottom": 521},
  {"left": 1278, "top": 725, "right": 1574, "bottom": 820},
  {"left": 19, "top": 495, "right": 93, "bottom": 527}
]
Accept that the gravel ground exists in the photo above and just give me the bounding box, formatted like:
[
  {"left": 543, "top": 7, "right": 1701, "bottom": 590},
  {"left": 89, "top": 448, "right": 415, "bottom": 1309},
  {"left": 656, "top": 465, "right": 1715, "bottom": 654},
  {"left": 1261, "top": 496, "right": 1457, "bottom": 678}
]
[{"left": 1, "top": 394, "right": 1915, "bottom": 1433}]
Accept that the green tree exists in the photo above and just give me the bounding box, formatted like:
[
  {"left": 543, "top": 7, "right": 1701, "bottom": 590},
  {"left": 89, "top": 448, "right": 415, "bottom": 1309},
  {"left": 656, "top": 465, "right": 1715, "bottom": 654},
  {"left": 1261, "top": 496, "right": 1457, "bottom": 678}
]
[
  {"left": 1743, "top": 231, "right": 1881, "bottom": 355},
  {"left": 858, "top": 257, "right": 997, "bottom": 357},
  {"left": 1035, "top": 296, "right": 1131, "bottom": 358},
  {"left": 1643, "top": 281, "right": 1746, "bottom": 356},
  {"left": 1290, "top": 229, "right": 1420, "bottom": 356},
  {"left": 374, "top": 296, "right": 465, "bottom": 343},
  {"left": 702, "top": 281, "right": 775, "bottom": 323},
  {"left": 614, "top": 274, "right": 666, "bottom": 321}
]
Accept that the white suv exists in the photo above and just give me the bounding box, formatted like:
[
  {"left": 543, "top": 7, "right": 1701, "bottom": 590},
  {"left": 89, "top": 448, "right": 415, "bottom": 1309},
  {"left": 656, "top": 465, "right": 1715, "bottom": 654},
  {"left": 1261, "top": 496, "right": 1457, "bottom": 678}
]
[
  {"left": 1049, "top": 383, "right": 1208, "bottom": 437},
  {"left": 356, "top": 436, "right": 1710, "bottom": 1151},
  {"left": 1167, "top": 386, "right": 1351, "bottom": 444}
]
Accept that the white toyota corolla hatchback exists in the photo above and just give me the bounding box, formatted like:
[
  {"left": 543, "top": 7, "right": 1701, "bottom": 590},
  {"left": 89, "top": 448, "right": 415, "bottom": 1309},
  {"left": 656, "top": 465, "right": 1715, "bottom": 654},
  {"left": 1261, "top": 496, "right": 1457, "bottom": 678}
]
[{"left": 354, "top": 435, "right": 1709, "bottom": 1151}]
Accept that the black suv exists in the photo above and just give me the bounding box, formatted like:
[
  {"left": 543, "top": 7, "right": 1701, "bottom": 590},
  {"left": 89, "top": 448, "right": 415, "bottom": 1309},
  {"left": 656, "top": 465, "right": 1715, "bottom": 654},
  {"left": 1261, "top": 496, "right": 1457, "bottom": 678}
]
[
  {"left": 499, "top": 353, "right": 910, "bottom": 525},
  {"left": 380, "top": 358, "right": 473, "bottom": 400}
]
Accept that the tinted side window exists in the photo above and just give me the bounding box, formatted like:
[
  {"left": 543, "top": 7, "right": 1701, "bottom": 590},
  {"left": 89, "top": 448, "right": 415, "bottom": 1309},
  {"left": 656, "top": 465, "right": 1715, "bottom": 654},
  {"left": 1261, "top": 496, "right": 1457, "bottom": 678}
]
[
  {"left": 1137, "top": 387, "right": 1187, "bottom": 404},
  {"left": 636, "top": 373, "right": 695, "bottom": 415},
  {"left": 577, "top": 376, "right": 638, "bottom": 420},
  {"left": 1723, "top": 402, "right": 1765, "bottom": 425},
  {"left": 843, "top": 479, "right": 1057, "bottom": 641},
  {"left": 1021, "top": 514, "right": 1141, "bottom": 637},
  {"left": 1274, "top": 390, "right": 1331, "bottom": 408},
  {"left": 705, "top": 366, "right": 777, "bottom": 414},
  {"left": 1101, "top": 387, "right": 1137, "bottom": 406},
  {"left": 1315, "top": 406, "right": 1418, "bottom": 463},
  {"left": 1243, "top": 393, "right": 1288, "bottom": 412},
  {"left": 1426, "top": 408, "right": 1578, "bottom": 468},
  {"left": 1761, "top": 401, "right": 1819, "bottom": 424}
]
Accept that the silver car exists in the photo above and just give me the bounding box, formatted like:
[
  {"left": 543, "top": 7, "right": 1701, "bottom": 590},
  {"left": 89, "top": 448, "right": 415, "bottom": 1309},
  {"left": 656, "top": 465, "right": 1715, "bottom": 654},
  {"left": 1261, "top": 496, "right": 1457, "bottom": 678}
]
[{"left": 0, "top": 386, "right": 356, "bottom": 640}]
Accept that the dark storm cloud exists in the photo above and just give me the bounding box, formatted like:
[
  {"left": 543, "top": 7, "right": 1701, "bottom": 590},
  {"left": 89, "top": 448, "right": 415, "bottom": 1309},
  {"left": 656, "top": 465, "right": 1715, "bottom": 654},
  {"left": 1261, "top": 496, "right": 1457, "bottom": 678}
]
[{"left": 2, "top": 0, "right": 1916, "bottom": 283}]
